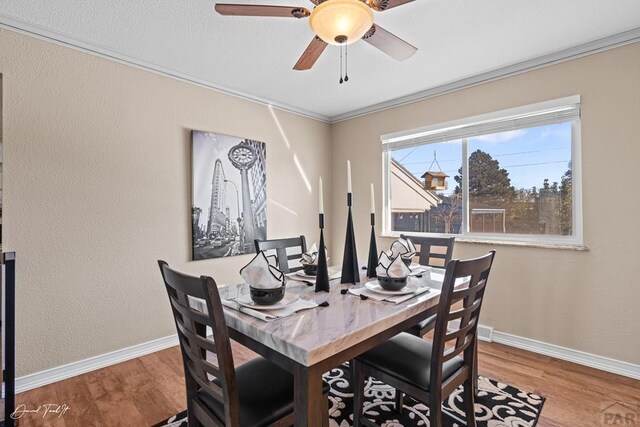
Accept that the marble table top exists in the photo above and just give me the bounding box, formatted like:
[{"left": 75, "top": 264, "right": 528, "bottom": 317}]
[{"left": 217, "top": 268, "right": 446, "bottom": 367}]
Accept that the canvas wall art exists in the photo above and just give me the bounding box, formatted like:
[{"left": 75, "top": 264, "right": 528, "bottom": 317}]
[{"left": 192, "top": 131, "right": 267, "bottom": 260}]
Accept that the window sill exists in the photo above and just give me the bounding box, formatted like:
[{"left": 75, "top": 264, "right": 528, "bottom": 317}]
[{"left": 378, "top": 234, "right": 589, "bottom": 251}]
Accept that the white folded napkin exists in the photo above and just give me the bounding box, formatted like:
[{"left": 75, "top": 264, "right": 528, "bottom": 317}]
[
  {"left": 376, "top": 252, "right": 411, "bottom": 278},
  {"left": 187, "top": 294, "right": 319, "bottom": 322},
  {"left": 348, "top": 281, "right": 433, "bottom": 304},
  {"left": 286, "top": 267, "right": 342, "bottom": 283},
  {"left": 301, "top": 242, "right": 319, "bottom": 265},
  {"left": 240, "top": 251, "right": 285, "bottom": 289},
  {"left": 301, "top": 242, "right": 328, "bottom": 266},
  {"left": 389, "top": 237, "right": 418, "bottom": 260},
  {"left": 221, "top": 298, "right": 319, "bottom": 322}
]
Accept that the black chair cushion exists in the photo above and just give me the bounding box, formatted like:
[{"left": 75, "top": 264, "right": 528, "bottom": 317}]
[
  {"left": 356, "top": 332, "right": 464, "bottom": 392},
  {"left": 198, "top": 357, "right": 330, "bottom": 427},
  {"left": 407, "top": 314, "right": 436, "bottom": 337}
]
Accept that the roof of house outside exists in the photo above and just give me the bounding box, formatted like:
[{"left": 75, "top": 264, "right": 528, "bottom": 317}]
[{"left": 391, "top": 159, "right": 441, "bottom": 212}]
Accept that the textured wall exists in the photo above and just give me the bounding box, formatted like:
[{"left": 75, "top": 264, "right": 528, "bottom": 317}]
[
  {"left": 1, "top": 26, "right": 638, "bottom": 377},
  {"left": 330, "top": 42, "right": 640, "bottom": 365},
  {"left": 0, "top": 29, "right": 332, "bottom": 376}
]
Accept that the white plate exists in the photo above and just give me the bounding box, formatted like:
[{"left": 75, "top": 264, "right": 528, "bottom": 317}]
[
  {"left": 365, "top": 280, "right": 419, "bottom": 295},
  {"left": 291, "top": 270, "right": 341, "bottom": 280},
  {"left": 235, "top": 293, "right": 299, "bottom": 310}
]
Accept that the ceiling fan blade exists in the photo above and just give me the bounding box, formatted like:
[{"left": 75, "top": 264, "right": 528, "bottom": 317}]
[
  {"left": 363, "top": 24, "right": 417, "bottom": 61},
  {"left": 214, "top": 4, "right": 310, "bottom": 18},
  {"left": 293, "top": 36, "right": 328, "bottom": 70},
  {"left": 370, "top": 0, "right": 415, "bottom": 11}
]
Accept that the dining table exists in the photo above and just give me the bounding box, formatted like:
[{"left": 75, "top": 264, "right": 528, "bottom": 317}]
[{"left": 209, "top": 266, "right": 450, "bottom": 426}]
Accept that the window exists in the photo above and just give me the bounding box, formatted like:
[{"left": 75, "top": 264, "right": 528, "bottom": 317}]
[{"left": 382, "top": 96, "right": 582, "bottom": 245}]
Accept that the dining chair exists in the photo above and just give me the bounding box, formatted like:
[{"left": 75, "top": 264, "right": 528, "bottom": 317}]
[
  {"left": 399, "top": 234, "right": 455, "bottom": 268},
  {"left": 400, "top": 234, "right": 456, "bottom": 338},
  {"left": 157, "top": 260, "right": 329, "bottom": 426},
  {"left": 352, "top": 251, "right": 496, "bottom": 427},
  {"left": 254, "top": 235, "right": 307, "bottom": 274}
]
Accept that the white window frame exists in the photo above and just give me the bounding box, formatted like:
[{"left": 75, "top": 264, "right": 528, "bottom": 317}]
[{"left": 381, "top": 96, "right": 583, "bottom": 247}]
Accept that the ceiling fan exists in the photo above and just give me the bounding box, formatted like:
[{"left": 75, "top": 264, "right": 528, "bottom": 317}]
[{"left": 214, "top": 0, "right": 418, "bottom": 73}]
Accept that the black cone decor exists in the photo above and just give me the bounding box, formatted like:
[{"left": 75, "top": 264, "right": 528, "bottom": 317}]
[
  {"left": 341, "top": 161, "right": 360, "bottom": 284},
  {"left": 316, "top": 177, "right": 330, "bottom": 292},
  {"left": 316, "top": 213, "right": 330, "bottom": 292},
  {"left": 367, "top": 213, "right": 378, "bottom": 278},
  {"left": 341, "top": 193, "right": 360, "bottom": 284}
]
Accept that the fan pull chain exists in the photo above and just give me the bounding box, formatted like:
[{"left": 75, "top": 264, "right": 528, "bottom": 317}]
[
  {"left": 344, "top": 43, "right": 349, "bottom": 82},
  {"left": 339, "top": 45, "right": 344, "bottom": 84},
  {"left": 339, "top": 43, "right": 344, "bottom": 84}
]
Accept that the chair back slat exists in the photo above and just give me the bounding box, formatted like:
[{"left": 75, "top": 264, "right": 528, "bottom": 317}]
[
  {"left": 254, "top": 235, "right": 307, "bottom": 273},
  {"left": 430, "top": 251, "right": 496, "bottom": 391},
  {"left": 170, "top": 296, "right": 214, "bottom": 329},
  {"left": 445, "top": 297, "right": 482, "bottom": 322},
  {"left": 175, "top": 318, "right": 219, "bottom": 356},
  {"left": 186, "top": 363, "right": 225, "bottom": 400},
  {"left": 191, "top": 353, "right": 224, "bottom": 379},
  {"left": 400, "top": 235, "right": 455, "bottom": 268},
  {"left": 158, "top": 260, "right": 240, "bottom": 426},
  {"left": 442, "top": 334, "right": 474, "bottom": 362},
  {"left": 444, "top": 316, "right": 477, "bottom": 343},
  {"left": 450, "top": 279, "right": 486, "bottom": 302}
]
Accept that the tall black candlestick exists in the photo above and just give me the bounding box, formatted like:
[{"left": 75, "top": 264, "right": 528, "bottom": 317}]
[
  {"left": 366, "top": 213, "right": 378, "bottom": 278},
  {"left": 341, "top": 193, "right": 360, "bottom": 284},
  {"left": 315, "top": 213, "right": 330, "bottom": 292}
]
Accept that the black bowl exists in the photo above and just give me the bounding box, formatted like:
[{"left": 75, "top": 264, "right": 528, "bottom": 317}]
[
  {"left": 249, "top": 284, "right": 286, "bottom": 305},
  {"left": 377, "top": 275, "right": 408, "bottom": 291},
  {"left": 302, "top": 263, "right": 318, "bottom": 276}
]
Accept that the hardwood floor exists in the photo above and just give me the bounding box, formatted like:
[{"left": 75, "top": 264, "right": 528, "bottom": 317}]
[{"left": 14, "top": 341, "right": 640, "bottom": 426}]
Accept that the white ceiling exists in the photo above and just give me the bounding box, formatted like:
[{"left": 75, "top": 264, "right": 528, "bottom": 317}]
[{"left": 1, "top": 0, "right": 639, "bottom": 120}]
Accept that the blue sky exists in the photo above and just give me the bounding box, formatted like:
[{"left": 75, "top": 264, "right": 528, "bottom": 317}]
[{"left": 392, "top": 122, "right": 572, "bottom": 195}]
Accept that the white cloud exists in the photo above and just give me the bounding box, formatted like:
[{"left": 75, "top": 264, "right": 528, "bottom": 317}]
[{"left": 473, "top": 129, "right": 527, "bottom": 143}]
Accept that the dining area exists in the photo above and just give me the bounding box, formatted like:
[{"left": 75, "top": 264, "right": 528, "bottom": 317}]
[
  {"left": 4, "top": 5, "right": 640, "bottom": 424},
  {"left": 158, "top": 189, "right": 505, "bottom": 427}
]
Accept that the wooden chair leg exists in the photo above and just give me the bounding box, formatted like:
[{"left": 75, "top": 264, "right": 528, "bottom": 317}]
[
  {"left": 473, "top": 340, "right": 479, "bottom": 395},
  {"left": 321, "top": 391, "right": 330, "bottom": 427},
  {"left": 349, "top": 359, "right": 356, "bottom": 390},
  {"left": 463, "top": 378, "right": 477, "bottom": 427},
  {"left": 429, "top": 393, "right": 443, "bottom": 427},
  {"left": 394, "top": 390, "right": 404, "bottom": 414},
  {"left": 187, "top": 401, "right": 199, "bottom": 427},
  {"left": 352, "top": 361, "right": 366, "bottom": 427}
]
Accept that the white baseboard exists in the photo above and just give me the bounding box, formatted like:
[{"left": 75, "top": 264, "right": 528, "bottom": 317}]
[
  {"left": 481, "top": 327, "right": 640, "bottom": 380},
  {"left": 13, "top": 326, "right": 640, "bottom": 394},
  {"left": 477, "top": 325, "right": 494, "bottom": 342},
  {"left": 15, "top": 334, "right": 178, "bottom": 394}
]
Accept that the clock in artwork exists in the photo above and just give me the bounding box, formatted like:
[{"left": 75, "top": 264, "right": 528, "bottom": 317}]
[{"left": 191, "top": 131, "right": 267, "bottom": 260}]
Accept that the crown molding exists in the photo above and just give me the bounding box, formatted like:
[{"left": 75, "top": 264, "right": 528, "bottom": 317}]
[
  {"left": 330, "top": 27, "right": 640, "bottom": 122},
  {"left": 1, "top": 13, "right": 639, "bottom": 124},
  {"left": 0, "top": 13, "right": 332, "bottom": 123}
]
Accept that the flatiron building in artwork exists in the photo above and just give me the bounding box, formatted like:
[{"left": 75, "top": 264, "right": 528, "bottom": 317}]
[{"left": 207, "top": 159, "right": 227, "bottom": 237}]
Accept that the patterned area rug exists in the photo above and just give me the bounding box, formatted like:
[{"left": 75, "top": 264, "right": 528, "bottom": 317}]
[{"left": 155, "top": 365, "right": 544, "bottom": 426}]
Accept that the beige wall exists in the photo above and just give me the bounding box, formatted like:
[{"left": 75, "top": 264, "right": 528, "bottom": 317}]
[
  {"left": 1, "top": 26, "right": 638, "bottom": 377},
  {"left": 330, "top": 42, "right": 640, "bottom": 365},
  {"left": 0, "top": 29, "right": 332, "bottom": 376}
]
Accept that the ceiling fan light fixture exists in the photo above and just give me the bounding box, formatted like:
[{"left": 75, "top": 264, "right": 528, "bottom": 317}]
[{"left": 309, "top": 0, "right": 374, "bottom": 45}]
